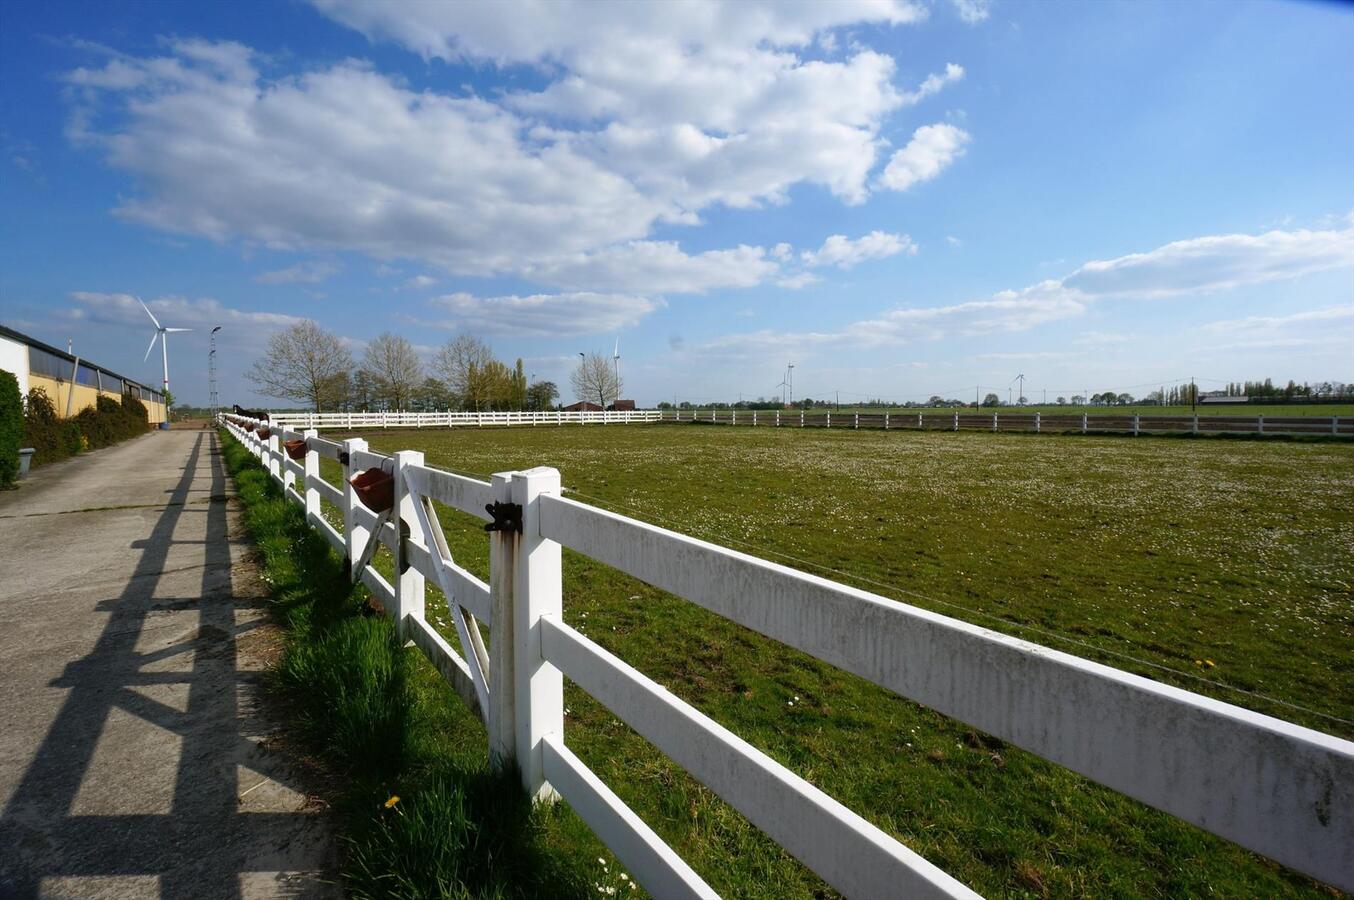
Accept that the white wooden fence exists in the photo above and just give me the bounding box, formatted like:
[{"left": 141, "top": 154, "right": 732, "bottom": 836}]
[
  {"left": 266, "top": 409, "right": 662, "bottom": 429},
  {"left": 221, "top": 413, "right": 1354, "bottom": 897},
  {"left": 659, "top": 408, "right": 1353, "bottom": 437}
]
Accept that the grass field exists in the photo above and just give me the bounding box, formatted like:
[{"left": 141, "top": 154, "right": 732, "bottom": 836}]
[{"left": 274, "top": 424, "right": 1351, "bottom": 897}]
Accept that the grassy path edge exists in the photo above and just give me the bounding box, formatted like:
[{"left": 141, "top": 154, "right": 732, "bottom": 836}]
[{"left": 220, "top": 430, "right": 603, "bottom": 899}]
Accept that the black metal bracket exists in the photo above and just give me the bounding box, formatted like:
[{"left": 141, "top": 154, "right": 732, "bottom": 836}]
[
  {"left": 338, "top": 450, "right": 350, "bottom": 466},
  {"left": 483, "top": 501, "right": 523, "bottom": 534}
]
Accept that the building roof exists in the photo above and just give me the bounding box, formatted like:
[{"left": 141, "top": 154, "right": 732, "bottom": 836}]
[{"left": 0, "top": 323, "right": 165, "bottom": 401}]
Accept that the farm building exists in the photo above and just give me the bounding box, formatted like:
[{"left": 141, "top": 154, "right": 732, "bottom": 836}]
[
  {"left": 609, "top": 399, "right": 636, "bottom": 411},
  {"left": 0, "top": 324, "right": 168, "bottom": 424},
  {"left": 562, "top": 401, "right": 604, "bottom": 412},
  {"left": 1199, "top": 394, "right": 1250, "bottom": 405}
]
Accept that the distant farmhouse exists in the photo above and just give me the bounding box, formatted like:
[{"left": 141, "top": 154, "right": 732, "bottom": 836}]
[
  {"left": 0, "top": 324, "right": 168, "bottom": 424},
  {"left": 561, "top": 399, "right": 636, "bottom": 412},
  {"left": 1199, "top": 393, "right": 1250, "bottom": 405}
]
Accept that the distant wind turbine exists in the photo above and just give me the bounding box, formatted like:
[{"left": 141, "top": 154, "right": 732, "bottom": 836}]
[
  {"left": 612, "top": 337, "right": 621, "bottom": 396},
  {"left": 140, "top": 298, "right": 192, "bottom": 399}
]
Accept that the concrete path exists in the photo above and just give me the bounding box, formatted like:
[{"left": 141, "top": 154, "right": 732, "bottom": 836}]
[{"left": 0, "top": 430, "right": 338, "bottom": 899}]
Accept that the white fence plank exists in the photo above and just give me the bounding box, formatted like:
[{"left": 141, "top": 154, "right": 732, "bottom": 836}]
[
  {"left": 403, "top": 463, "right": 495, "bottom": 522},
  {"left": 540, "top": 617, "right": 978, "bottom": 900},
  {"left": 541, "top": 735, "right": 720, "bottom": 900},
  {"left": 536, "top": 493, "right": 1354, "bottom": 889}
]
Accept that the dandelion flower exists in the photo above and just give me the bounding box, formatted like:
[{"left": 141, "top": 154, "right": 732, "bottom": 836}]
[{"left": 384, "top": 795, "right": 400, "bottom": 808}]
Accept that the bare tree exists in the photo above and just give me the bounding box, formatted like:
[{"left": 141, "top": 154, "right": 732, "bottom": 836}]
[
  {"left": 431, "top": 334, "right": 494, "bottom": 411},
  {"left": 246, "top": 319, "right": 353, "bottom": 412},
  {"left": 571, "top": 351, "right": 621, "bottom": 409},
  {"left": 363, "top": 332, "right": 424, "bottom": 410}
]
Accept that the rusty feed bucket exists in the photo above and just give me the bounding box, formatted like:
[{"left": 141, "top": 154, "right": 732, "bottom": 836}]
[
  {"left": 257, "top": 427, "right": 271, "bottom": 440},
  {"left": 350, "top": 468, "right": 394, "bottom": 514},
  {"left": 284, "top": 439, "right": 308, "bottom": 460}
]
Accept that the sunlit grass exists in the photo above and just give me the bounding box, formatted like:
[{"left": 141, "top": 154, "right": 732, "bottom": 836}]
[{"left": 236, "top": 424, "right": 1352, "bottom": 897}]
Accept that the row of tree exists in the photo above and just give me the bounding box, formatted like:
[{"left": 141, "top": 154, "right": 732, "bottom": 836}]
[{"left": 247, "top": 322, "right": 560, "bottom": 412}]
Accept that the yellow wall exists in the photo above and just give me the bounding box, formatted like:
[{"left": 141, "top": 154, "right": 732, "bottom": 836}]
[{"left": 29, "top": 373, "right": 167, "bottom": 425}]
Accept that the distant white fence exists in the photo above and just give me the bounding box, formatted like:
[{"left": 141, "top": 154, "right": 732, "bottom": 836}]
[
  {"left": 658, "top": 408, "right": 1353, "bottom": 437},
  {"left": 221, "top": 412, "right": 1353, "bottom": 897},
  {"left": 264, "top": 407, "right": 1351, "bottom": 439},
  {"left": 266, "top": 410, "right": 662, "bottom": 429}
]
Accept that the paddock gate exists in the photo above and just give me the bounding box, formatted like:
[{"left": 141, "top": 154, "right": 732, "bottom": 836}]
[{"left": 222, "top": 412, "right": 1353, "bottom": 898}]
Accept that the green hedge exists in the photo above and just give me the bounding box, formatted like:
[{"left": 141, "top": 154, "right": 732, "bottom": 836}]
[
  {"left": 0, "top": 370, "right": 20, "bottom": 488},
  {"left": 23, "top": 387, "right": 151, "bottom": 469}
]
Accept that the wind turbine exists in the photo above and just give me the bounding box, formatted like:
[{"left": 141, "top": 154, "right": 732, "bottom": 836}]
[
  {"left": 1010, "top": 372, "right": 1025, "bottom": 406},
  {"left": 140, "top": 298, "right": 192, "bottom": 399}
]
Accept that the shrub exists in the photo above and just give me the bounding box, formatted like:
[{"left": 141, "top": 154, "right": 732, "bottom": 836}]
[
  {"left": 23, "top": 388, "right": 80, "bottom": 467},
  {"left": 0, "top": 370, "right": 20, "bottom": 488}
]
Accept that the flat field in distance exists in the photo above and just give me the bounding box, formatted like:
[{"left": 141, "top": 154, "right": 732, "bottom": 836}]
[
  {"left": 331, "top": 423, "right": 1354, "bottom": 897},
  {"left": 687, "top": 403, "right": 1354, "bottom": 418}
]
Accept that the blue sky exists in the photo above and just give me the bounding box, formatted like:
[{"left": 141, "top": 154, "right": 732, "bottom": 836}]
[{"left": 2, "top": 0, "right": 1351, "bottom": 407}]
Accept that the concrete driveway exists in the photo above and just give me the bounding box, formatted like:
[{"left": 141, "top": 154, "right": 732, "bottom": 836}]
[{"left": 0, "top": 430, "right": 338, "bottom": 899}]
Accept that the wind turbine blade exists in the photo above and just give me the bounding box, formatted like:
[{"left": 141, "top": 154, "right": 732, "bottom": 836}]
[
  {"left": 138, "top": 297, "right": 162, "bottom": 330},
  {"left": 144, "top": 332, "right": 160, "bottom": 362},
  {"left": 164, "top": 327, "right": 193, "bottom": 333}
]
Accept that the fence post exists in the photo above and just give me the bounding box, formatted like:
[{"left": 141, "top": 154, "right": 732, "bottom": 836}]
[
  {"left": 267, "top": 433, "right": 281, "bottom": 482},
  {"left": 488, "top": 472, "right": 518, "bottom": 767},
  {"left": 282, "top": 432, "right": 297, "bottom": 494},
  {"left": 393, "top": 450, "right": 425, "bottom": 642},
  {"left": 1133, "top": 414, "right": 1140, "bottom": 437},
  {"left": 752, "top": 411, "right": 757, "bottom": 427},
  {"left": 854, "top": 413, "right": 859, "bottom": 429},
  {"left": 918, "top": 412, "right": 923, "bottom": 429},
  {"left": 992, "top": 413, "right": 999, "bottom": 432},
  {"left": 1257, "top": 415, "right": 1264, "bottom": 435},
  {"left": 732, "top": 409, "right": 737, "bottom": 426},
  {"left": 1334, "top": 416, "right": 1340, "bottom": 436},
  {"left": 510, "top": 466, "right": 564, "bottom": 803},
  {"left": 1192, "top": 415, "right": 1199, "bottom": 436},
  {"left": 800, "top": 411, "right": 805, "bottom": 427},
  {"left": 1082, "top": 413, "right": 1088, "bottom": 434},
  {"left": 953, "top": 412, "right": 959, "bottom": 431},
  {"left": 884, "top": 413, "right": 889, "bottom": 430},
  {"left": 341, "top": 438, "right": 368, "bottom": 569},
  {"left": 776, "top": 410, "right": 780, "bottom": 427},
  {"left": 1035, "top": 412, "right": 1041, "bottom": 434},
  {"left": 303, "top": 429, "right": 320, "bottom": 525}
]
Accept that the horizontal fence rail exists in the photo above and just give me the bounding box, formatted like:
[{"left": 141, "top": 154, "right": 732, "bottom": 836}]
[
  {"left": 220, "top": 412, "right": 1354, "bottom": 896},
  {"left": 655, "top": 408, "right": 1352, "bottom": 438}
]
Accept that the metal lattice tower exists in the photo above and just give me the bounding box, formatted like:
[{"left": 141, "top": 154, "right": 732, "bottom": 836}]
[{"left": 208, "top": 326, "right": 221, "bottom": 418}]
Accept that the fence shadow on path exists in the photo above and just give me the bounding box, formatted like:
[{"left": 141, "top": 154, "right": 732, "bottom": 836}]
[{"left": 0, "top": 432, "right": 335, "bottom": 899}]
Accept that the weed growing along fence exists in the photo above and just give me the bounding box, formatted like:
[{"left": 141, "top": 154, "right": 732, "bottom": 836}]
[
  {"left": 21, "top": 387, "right": 152, "bottom": 468},
  {"left": 223, "top": 412, "right": 1354, "bottom": 898}
]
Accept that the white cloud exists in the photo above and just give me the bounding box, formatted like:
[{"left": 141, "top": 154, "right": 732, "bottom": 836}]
[
  {"left": 948, "top": 0, "right": 992, "bottom": 24},
  {"left": 63, "top": 6, "right": 949, "bottom": 295},
  {"left": 405, "top": 274, "right": 437, "bottom": 290},
  {"left": 801, "top": 231, "right": 916, "bottom": 269},
  {"left": 426, "top": 291, "right": 663, "bottom": 337},
  {"left": 525, "top": 241, "right": 779, "bottom": 294},
  {"left": 310, "top": 1, "right": 925, "bottom": 66},
  {"left": 898, "top": 63, "right": 964, "bottom": 106},
  {"left": 67, "top": 291, "right": 304, "bottom": 331},
  {"left": 1064, "top": 226, "right": 1354, "bottom": 298},
  {"left": 1202, "top": 304, "right": 1354, "bottom": 333},
  {"left": 254, "top": 260, "right": 339, "bottom": 284},
  {"left": 776, "top": 272, "right": 822, "bottom": 290},
  {"left": 879, "top": 123, "right": 970, "bottom": 192},
  {"left": 698, "top": 222, "right": 1354, "bottom": 355}
]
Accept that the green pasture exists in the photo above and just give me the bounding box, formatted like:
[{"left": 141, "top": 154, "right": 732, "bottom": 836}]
[{"left": 242, "top": 424, "right": 1353, "bottom": 897}]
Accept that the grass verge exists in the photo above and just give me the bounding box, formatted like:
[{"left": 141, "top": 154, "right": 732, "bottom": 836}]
[{"left": 220, "top": 431, "right": 611, "bottom": 899}]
